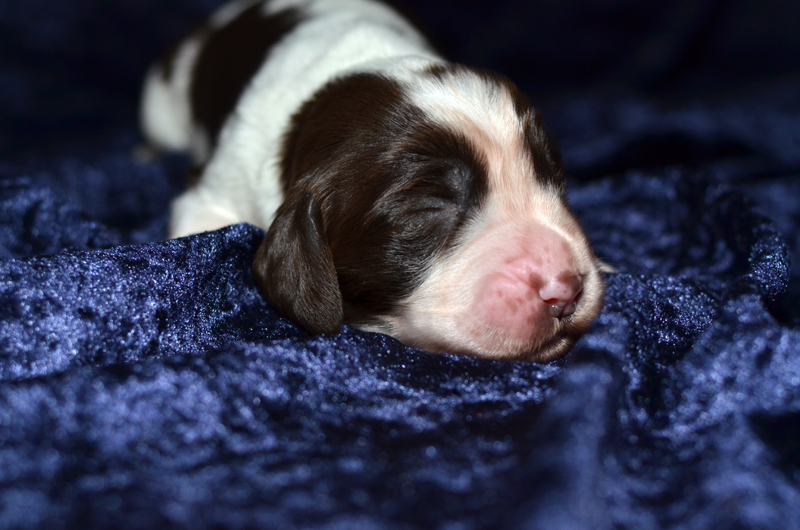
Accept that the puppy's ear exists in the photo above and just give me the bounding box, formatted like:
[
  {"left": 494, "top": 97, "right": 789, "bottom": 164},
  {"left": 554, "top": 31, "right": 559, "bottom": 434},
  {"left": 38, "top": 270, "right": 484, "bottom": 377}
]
[{"left": 253, "top": 191, "right": 343, "bottom": 334}]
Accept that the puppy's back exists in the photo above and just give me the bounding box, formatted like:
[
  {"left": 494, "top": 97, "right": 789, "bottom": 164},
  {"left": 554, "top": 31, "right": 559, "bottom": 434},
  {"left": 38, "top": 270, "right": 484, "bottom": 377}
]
[{"left": 140, "top": 0, "right": 437, "bottom": 166}]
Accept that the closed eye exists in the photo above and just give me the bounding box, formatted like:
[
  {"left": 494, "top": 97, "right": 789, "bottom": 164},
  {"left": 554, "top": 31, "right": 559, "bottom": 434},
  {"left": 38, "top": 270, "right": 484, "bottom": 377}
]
[
  {"left": 400, "top": 188, "right": 460, "bottom": 214},
  {"left": 408, "top": 203, "right": 459, "bottom": 219}
]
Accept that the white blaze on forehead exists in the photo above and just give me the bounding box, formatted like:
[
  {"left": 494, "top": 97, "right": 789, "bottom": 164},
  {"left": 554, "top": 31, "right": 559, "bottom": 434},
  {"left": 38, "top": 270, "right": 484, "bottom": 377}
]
[
  {"left": 398, "top": 67, "right": 580, "bottom": 243},
  {"left": 405, "top": 68, "right": 521, "bottom": 134},
  {"left": 400, "top": 67, "right": 560, "bottom": 209}
]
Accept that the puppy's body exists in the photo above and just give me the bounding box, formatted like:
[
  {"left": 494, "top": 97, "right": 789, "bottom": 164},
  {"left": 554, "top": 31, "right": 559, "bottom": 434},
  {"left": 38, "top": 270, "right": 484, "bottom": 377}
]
[
  {"left": 143, "top": 0, "right": 436, "bottom": 236},
  {"left": 141, "top": 0, "right": 608, "bottom": 362}
]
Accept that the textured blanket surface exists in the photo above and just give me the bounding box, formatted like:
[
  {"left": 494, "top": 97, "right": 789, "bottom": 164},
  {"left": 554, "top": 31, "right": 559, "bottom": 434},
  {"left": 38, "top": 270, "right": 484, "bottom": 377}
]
[{"left": 2, "top": 1, "right": 800, "bottom": 528}]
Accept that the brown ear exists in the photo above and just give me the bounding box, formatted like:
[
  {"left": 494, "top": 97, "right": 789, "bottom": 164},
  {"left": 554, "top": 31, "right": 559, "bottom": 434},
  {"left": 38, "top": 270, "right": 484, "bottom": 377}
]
[{"left": 252, "top": 191, "right": 343, "bottom": 334}]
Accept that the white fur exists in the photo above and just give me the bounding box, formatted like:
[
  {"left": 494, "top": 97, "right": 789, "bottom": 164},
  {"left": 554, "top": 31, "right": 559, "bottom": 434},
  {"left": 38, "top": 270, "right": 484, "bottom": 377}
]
[{"left": 140, "top": 36, "right": 204, "bottom": 157}]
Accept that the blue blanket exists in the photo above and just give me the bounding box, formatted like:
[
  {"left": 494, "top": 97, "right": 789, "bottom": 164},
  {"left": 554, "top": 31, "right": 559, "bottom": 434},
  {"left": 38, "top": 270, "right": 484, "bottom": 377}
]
[{"left": 2, "top": 1, "right": 800, "bottom": 528}]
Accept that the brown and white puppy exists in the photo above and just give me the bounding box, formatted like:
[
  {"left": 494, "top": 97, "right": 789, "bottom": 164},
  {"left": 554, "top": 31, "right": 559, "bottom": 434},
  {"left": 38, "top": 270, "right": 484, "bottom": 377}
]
[{"left": 140, "top": 0, "right": 609, "bottom": 362}]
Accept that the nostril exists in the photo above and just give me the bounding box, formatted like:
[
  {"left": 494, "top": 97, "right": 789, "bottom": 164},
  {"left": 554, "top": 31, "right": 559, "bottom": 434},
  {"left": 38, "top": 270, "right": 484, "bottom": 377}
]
[
  {"left": 551, "top": 301, "right": 577, "bottom": 318},
  {"left": 540, "top": 274, "right": 583, "bottom": 319}
]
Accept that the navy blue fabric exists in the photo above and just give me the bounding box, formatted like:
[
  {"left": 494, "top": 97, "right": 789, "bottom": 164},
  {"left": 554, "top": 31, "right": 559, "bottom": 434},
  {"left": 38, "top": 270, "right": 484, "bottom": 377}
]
[{"left": 1, "top": 0, "right": 799, "bottom": 528}]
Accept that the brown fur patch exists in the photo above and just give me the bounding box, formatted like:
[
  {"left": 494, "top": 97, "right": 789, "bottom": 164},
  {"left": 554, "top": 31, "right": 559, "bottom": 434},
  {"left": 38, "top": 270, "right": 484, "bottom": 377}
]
[{"left": 190, "top": 4, "right": 301, "bottom": 147}]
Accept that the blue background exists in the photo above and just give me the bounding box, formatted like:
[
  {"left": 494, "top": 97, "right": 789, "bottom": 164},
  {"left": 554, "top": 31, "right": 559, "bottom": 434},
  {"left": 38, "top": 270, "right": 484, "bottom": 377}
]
[{"left": 1, "top": 1, "right": 800, "bottom": 528}]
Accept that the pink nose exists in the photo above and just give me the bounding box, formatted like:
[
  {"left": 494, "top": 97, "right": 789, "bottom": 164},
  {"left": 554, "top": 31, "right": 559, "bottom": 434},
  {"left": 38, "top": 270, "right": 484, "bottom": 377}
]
[
  {"left": 465, "top": 225, "right": 590, "bottom": 354},
  {"left": 475, "top": 266, "right": 585, "bottom": 340},
  {"left": 539, "top": 274, "right": 583, "bottom": 318},
  {"left": 473, "top": 230, "right": 586, "bottom": 343}
]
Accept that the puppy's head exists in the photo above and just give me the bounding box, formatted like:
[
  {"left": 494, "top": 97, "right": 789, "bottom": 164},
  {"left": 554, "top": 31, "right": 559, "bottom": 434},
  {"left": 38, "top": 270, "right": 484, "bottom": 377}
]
[{"left": 253, "top": 64, "right": 606, "bottom": 362}]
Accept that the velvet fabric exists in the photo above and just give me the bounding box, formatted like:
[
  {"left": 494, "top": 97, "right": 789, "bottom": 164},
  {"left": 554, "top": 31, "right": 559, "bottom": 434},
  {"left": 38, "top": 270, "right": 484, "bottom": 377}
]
[{"left": 2, "top": 0, "right": 800, "bottom": 528}]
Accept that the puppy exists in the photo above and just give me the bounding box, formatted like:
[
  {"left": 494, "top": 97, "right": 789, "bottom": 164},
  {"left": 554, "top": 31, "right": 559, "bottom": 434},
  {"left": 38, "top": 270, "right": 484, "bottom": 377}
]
[{"left": 140, "top": 0, "right": 608, "bottom": 362}]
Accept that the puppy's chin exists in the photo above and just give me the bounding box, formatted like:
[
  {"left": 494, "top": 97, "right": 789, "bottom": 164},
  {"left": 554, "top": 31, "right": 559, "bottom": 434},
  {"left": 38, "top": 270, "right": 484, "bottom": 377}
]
[
  {"left": 370, "top": 317, "right": 575, "bottom": 363},
  {"left": 397, "top": 329, "right": 570, "bottom": 363}
]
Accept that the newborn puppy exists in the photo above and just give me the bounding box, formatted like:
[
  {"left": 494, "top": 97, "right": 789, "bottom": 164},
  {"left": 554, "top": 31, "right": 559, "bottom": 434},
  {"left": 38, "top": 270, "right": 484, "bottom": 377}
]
[{"left": 140, "top": 0, "right": 608, "bottom": 362}]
